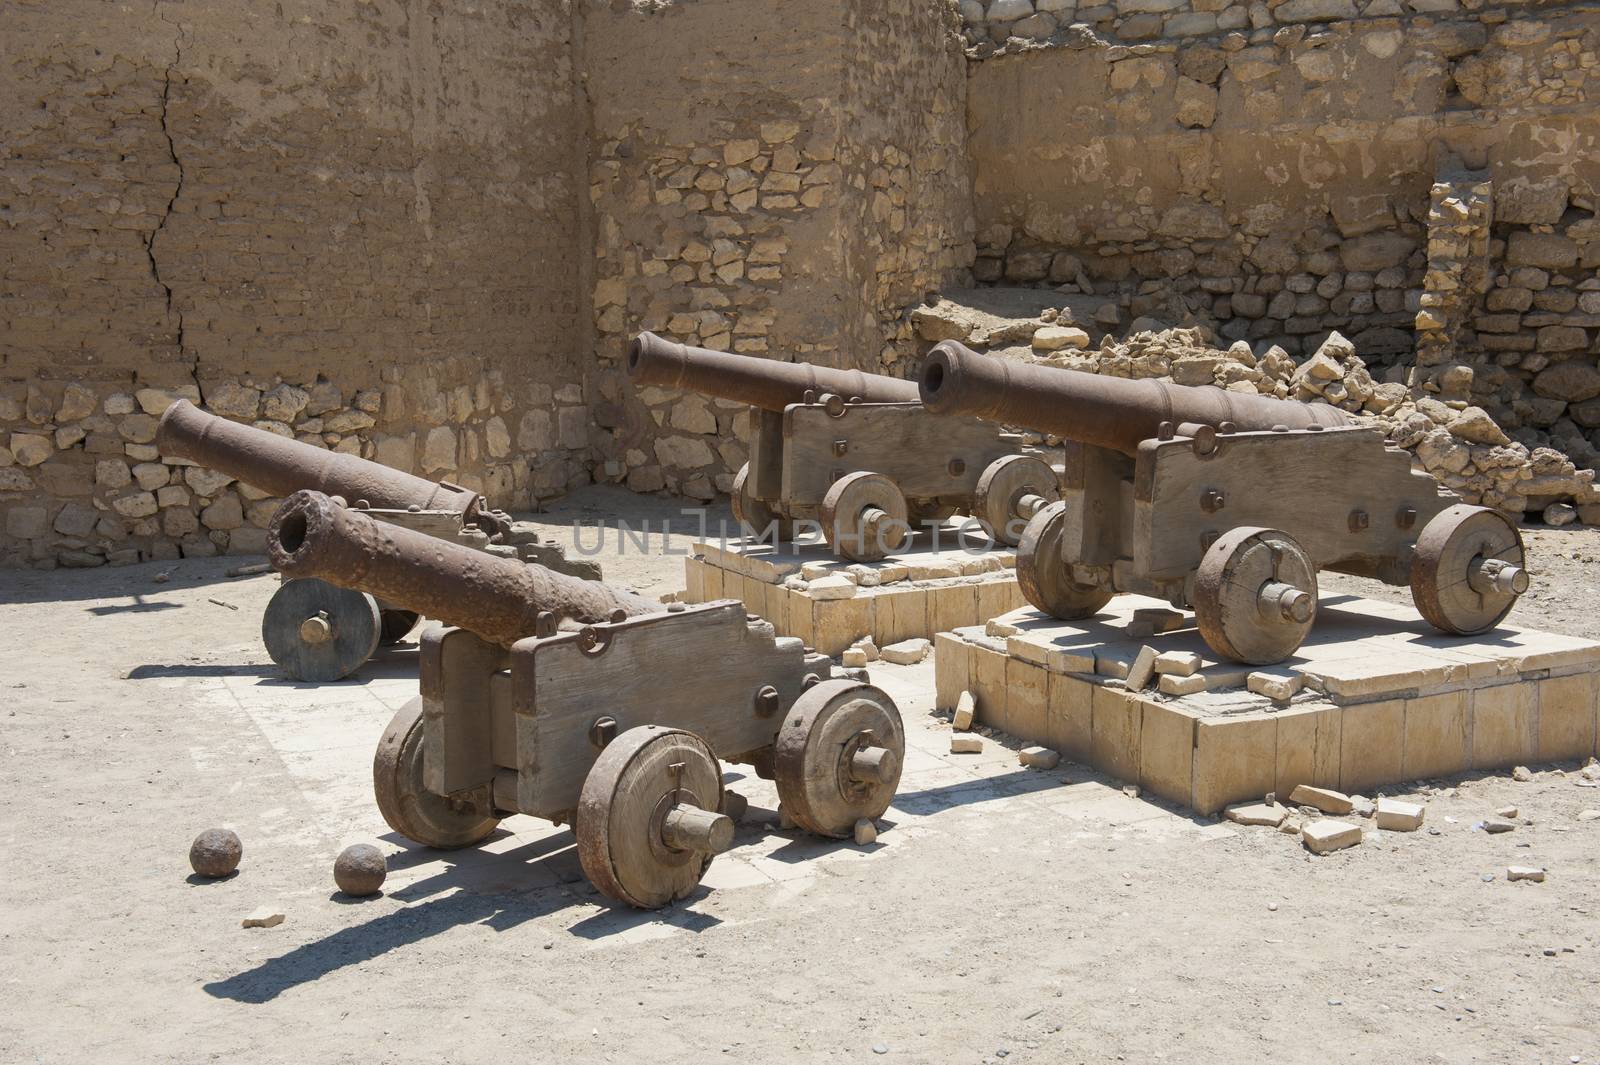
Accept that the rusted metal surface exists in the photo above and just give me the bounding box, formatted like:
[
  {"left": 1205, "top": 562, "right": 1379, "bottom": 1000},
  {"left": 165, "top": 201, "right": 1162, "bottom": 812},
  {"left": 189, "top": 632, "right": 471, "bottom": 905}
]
[
  {"left": 628, "top": 331, "right": 919, "bottom": 412},
  {"left": 268, "top": 490, "right": 657, "bottom": 648},
  {"left": 158, "top": 399, "right": 487, "bottom": 524},
  {"left": 919, "top": 341, "right": 1352, "bottom": 456}
]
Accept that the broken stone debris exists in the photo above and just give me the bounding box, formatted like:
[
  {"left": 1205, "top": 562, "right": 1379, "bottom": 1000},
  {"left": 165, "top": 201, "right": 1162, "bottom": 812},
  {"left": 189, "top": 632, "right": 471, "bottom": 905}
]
[
  {"left": 1289, "top": 784, "right": 1354, "bottom": 815},
  {"left": 880, "top": 637, "right": 931, "bottom": 665},
  {"left": 1125, "top": 644, "right": 1158, "bottom": 692},
  {"left": 952, "top": 691, "right": 977, "bottom": 731},
  {"left": 950, "top": 735, "right": 984, "bottom": 754},
  {"left": 1302, "top": 819, "right": 1363, "bottom": 855},
  {"left": 1153, "top": 650, "right": 1201, "bottom": 677},
  {"left": 1375, "top": 798, "right": 1425, "bottom": 832},
  {"left": 1225, "top": 801, "right": 1288, "bottom": 827},
  {"left": 1018, "top": 745, "right": 1060, "bottom": 770},
  {"left": 242, "top": 908, "right": 285, "bottom": 929}
]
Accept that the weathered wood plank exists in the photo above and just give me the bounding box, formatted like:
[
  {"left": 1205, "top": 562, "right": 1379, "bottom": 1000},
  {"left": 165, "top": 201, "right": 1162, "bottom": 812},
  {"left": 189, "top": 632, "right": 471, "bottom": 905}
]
[
  {"left": 1132, "top": 427, "right": 1455, "bottom": 581},
  {"left": 512, "top": 602, "right": 811, "bottom": 819},
  {"left": 780, "top": 402, "right": 1015, "bottom": 505},
  {"left": 421, "top": 627, "right": 510, "bottom": 795}
]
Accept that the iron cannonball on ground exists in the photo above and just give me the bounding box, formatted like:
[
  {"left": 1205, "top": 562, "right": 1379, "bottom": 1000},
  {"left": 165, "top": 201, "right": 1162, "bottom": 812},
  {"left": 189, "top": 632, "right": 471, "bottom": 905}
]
[
  {"left": 333, "top": 843, "right": 388, "bottom": 896},
  {"left": 189, "top": 828, "right": 242, "bottom": 878}
]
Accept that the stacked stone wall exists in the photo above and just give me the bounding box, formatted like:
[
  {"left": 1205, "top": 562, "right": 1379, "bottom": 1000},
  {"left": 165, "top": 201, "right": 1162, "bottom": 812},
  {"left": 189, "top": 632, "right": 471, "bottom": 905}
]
[
  {"left": 961, "top": 1, "right": 1600, "bottom": 475},
  {"left": 1, "top": 0, "right": 588, "bottom": 567},
  {"left": 958, "top": 0, "right": 1578, "bottom": 47},
  {"left": 579, "top": 0, "right": 973, "bottom": 501}
]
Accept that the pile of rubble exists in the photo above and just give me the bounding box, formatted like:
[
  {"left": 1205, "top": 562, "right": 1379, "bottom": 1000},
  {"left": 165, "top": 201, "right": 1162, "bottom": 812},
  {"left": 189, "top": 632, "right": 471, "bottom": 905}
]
[{"left": 911, "top": 295, "right": 1599, "bottom": 523}]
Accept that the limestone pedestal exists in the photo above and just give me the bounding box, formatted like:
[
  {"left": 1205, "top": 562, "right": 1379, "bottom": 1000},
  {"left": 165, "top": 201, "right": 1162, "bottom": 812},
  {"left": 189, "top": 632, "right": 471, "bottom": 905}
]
[
  {"left": 684, "top": 528, "right": 1025, "bottom": 656},
  {"left": 934, "top": 594, "right": 1600, "bottom": 815}
]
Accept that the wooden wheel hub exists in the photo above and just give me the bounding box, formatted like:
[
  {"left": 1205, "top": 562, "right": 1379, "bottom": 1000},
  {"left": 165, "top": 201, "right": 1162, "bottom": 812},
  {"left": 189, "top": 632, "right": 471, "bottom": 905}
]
[
  {"left": 1015, "top": 501, "right": 1114, "bottom": 620},
  {"left": 731, "top": 462, "right": 796, "bottom": 541},
  {"left": 372, "top": 697, "right": 501, "bottom": 849},
  {"left": 975, "top": 454, "right": 1061, "bottom": 546},
  {"left": 262, "top": 577, "right": 381, "bottom": 682},
  {"left": 577, "top": 726, "right": 727, "bottom": 909},
  {"left": 298, "top": 612, "right": 333, "bottom": 644},
  {"left": 1194, "top": 526, "right": 1318, "bottom": 665},
  {"left": 1410, "top": 504, "right": 1527, "bottom": 635},
  {"left": 821, "top": 471, "right": 909, "bottom": 562},
  {"left": 775, "top": 679, "right": 904, "bottom": 838}
]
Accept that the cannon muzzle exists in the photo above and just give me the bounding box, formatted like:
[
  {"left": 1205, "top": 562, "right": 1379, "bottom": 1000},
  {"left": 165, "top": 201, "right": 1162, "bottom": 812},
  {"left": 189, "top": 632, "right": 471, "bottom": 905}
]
[
  {"left": 268, "top": 491, "right": 658, "bottom": 647},
  {"left": 919, "top": 341, "right": 1351, "bottom": 456},
  {"left": 158, "top": 399, "right": 488, "bottom": 526},
  {"left": 628, "top": 331, "right": 919, "bottom": 412}
]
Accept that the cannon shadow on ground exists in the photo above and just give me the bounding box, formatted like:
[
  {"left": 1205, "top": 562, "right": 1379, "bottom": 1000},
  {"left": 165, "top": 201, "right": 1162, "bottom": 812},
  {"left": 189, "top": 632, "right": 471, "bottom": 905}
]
[
  {"left": 124, "top": 643, "right": 422, "bottom": 683},
  {"left": 202, "top": 829, "right": 723, "bottom": 1004}
]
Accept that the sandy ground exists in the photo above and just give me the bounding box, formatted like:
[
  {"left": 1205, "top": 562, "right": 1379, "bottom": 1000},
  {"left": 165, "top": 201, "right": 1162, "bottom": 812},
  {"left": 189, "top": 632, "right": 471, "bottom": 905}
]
[{"left": 2, "top": 485, "right": 1598, "bottom": 1064}]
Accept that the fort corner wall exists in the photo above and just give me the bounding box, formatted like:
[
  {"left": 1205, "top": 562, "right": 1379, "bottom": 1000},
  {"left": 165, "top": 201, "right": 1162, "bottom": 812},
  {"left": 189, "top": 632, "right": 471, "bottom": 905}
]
[{"left": 1, "top": 1, "right": 589, "bottom": 566}]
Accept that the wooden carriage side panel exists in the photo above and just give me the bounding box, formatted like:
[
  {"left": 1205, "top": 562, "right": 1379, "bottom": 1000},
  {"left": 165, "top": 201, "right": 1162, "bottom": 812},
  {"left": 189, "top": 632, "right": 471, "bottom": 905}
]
[
  {"left": 748, "top": 407, "right": 787, "bottom": 502},
  {"left": 420, "top": 626, "right": 511, "bottom": 796},
  {"left": 510, "top": 602, "right": 812, "bottom": 820},
  {"left": 1131, "top": 427, "right": 1456, "bottom": 582},
  {"left": 780, "top": 402, "right": 1016, "bottom": 505},
  {"left": 1059, "top": 443, "right": 1134, "bottom": 568}
]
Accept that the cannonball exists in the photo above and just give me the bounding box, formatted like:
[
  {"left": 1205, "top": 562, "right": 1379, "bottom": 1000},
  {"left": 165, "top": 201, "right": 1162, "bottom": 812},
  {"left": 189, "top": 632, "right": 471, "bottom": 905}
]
[
  {"left": 189, "top": 828, "right": 242, "bottom": 878},
  {"left": 333, "top": 843, "right": 387, "bottom": 896}
]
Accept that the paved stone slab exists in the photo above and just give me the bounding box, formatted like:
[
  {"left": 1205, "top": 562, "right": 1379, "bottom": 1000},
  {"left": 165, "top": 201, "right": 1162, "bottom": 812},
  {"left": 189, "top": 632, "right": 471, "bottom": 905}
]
[
  {"left": 689, "top": 532, "right": 1020, "bottom": 655},
  {"left": 935, "top": 593, "right": 1600, "bottom": 815}
]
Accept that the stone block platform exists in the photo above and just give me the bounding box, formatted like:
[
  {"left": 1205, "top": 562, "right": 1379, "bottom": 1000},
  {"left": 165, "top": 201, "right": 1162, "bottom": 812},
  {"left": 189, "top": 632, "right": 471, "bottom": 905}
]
[
  {"left": 684, "top": 528, "right": 1026, "bottom": 656},
  {"left": 934, "top": 594, "right": 1600, "bottom": 815}
]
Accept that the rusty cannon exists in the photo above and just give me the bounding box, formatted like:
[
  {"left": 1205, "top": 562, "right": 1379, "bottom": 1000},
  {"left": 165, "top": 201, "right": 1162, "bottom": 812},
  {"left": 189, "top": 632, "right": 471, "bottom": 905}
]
[
  {"left": 918, "top": 341, "right": 1529, "bottom": 665},
  {"left": 629, "top": 331, "right": 1061, "bottom": 562},
  {"left": 157, "top": 399, "right": 601, "bottom": 681},
  {"left": 266, "top": 491, "right": 905, "bottom": 909}
]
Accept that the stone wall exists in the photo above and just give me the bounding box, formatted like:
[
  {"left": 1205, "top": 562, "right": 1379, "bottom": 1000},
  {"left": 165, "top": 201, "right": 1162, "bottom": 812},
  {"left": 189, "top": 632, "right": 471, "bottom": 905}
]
[
  {"left": 1, "top": 0, "right": 588, "bottom": 567},
  {"left": 579, "top": 0, "right": 973, "bottom": 501},
  {"left": 961, "top": 1, "right": 1600, "bottom": 475},
  {"left": 957, "top": 0, "right": 1575, "bottom": 48}
]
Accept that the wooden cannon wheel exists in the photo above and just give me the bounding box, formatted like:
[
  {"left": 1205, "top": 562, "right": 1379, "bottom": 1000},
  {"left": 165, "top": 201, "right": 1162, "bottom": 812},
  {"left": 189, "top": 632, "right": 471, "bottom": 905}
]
[
  {"left": 1194, "top": 527, "right": 1318, "bottom": 665},
  {"left": 1410, "top": 504, "right": 1527, "bottom": 635},
  {"left": 774, "top": 679, "right": 904, "bottom": 838},
  {"left": 378, "top": 608, "right": 422, "bottom": 646},
  {"left": 1015, "top": 502, "right": 1114, "bottom": 619},
  {"left": 373, "top": 697, "right": 501, "bottom": 848},
  {"left": 821, "top": 471, "right": 909, "bottom": 563},
  {"left": 262, "top": 577, "right": 382, "bottom": 682},
  {"left": 975, "top": 454, "right": 1060, "bottom": 547},
  {"left": 576, "top": 726, "right": 732, "bottom": 909},
  {"left": 731, "top": 462, "right": 797, "bottom": 542}
]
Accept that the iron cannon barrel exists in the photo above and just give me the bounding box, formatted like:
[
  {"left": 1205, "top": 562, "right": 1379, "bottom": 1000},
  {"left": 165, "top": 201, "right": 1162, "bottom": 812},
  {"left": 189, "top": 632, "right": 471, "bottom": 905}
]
[
  {"left": 628, "top": 331, "right": 919, "bottom": 412},
  {"left": 157, "top": 399, "right": 485, "bottom": 524},
  {"left": 267, "top": 491, "right": 658, "bottom": 648},
  {"left": 918, "top": 341, "right": 1352, "bottom": 456}
]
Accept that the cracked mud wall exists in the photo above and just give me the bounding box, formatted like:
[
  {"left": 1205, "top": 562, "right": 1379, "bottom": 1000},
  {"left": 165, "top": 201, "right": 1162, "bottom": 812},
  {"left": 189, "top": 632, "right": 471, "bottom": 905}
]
[{"left": 1, "top": 1, "right": 588, "bottom": 567}]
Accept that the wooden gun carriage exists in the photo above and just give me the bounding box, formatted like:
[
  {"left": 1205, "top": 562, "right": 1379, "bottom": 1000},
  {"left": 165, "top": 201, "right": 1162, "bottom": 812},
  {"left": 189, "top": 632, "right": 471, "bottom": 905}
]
[
  {"left": 628, "top": 332, "right": 1060, "bottom": 562},
  {"left": 267, "top": 491, "right": 905, "bottom": 909},
  {"left": 919, "top": 342, "right": 1530, "bottom": 665},
  {"left": 157, "top": 399, "right": 600, "bottom": 682}
]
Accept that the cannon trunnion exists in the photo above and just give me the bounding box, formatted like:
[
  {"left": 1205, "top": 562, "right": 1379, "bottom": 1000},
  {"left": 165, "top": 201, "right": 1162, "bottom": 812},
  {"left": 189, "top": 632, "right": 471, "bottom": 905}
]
[{"left": 920, "top": 343, "right": 1529, "bottom": 665}]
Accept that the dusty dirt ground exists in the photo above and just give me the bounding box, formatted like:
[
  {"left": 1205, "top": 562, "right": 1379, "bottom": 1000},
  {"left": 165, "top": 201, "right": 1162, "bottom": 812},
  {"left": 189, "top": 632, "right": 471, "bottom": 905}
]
[{"left": 2, "top": 486, "right": 1598, "bottom": 1064}]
